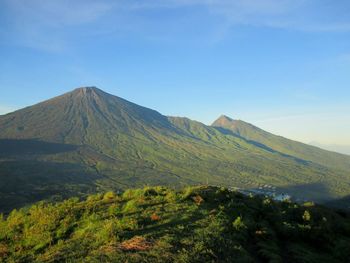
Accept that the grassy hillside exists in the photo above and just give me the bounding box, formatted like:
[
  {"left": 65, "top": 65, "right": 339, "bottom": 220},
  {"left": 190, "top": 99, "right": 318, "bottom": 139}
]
[
  {"left": 0, "top": 186, "right": 349, "bottom": 262},
  {"left": 0, "top": 87, "right": 349, "bottom": 213}
]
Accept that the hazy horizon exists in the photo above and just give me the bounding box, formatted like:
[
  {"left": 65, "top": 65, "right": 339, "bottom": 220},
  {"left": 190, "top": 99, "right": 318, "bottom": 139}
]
[{"left": 1, "top": 0, "right": 349, "bottom": 147}]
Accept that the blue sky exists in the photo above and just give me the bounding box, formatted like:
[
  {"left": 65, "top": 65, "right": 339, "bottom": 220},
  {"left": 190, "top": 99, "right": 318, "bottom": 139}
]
[{"left": 0, "top": 0, "right": 350, "bottom": 147}]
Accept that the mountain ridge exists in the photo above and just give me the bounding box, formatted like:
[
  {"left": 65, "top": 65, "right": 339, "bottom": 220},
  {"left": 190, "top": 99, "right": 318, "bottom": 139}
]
[
  {"left": 212, "top": 115, "right": 350, "bottom": 172},
  {"left": 2, "top": 185, "right": 350, "bottom": 262},
  {"left": 0, "top": 87, "right": 349, "bottom": 212}
]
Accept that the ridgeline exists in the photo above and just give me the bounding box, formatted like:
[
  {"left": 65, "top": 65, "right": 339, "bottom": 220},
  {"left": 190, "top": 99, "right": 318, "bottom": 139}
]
[{"left": 0, "top": 186, "right": 349, "bottom": 262}]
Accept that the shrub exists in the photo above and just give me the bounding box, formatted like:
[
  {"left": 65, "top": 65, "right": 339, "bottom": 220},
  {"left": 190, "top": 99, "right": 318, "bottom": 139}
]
[
  {"left": 0, "top": 243, "right": 8, "bottom": 258},
  {"left": 144, "top": 188, "right": 158, "bottom": 197},
  {"left": 181, "top": 186, "right": 196, "bottom": 200},
  {"left": 233, "top": 216, "right": 246, "bottom": 231},
  {"left": 108, "top": 203, "right": 121, "bottom": 216},
  {"left": 116, "top": 218, "right": 138, "bottom": 231},
  {"left": 181, "top": 185, "right": 209, "bottom": 200},
  {"left": 103, "top": 191, "right": 116, "bottom": 201},
  {"left": 192, "top": 195, "right": 204, "bottom": 205},
  {"left": 302, "top": 210, "right": 311, "bottom": 222},
  {"left": 122, "top": 200, "right": 138, "bottom": 213},
  {"left": 122, "top": 189, "right": 144, "bottom": 200},
  {"left": 86, "top": 193, "right": 103, "bottom": 202},
  {"left": 164, "top": 191, "right": 179, "bottom": 203},
  {"left": 303, "top": 201, "right": 314, "bottom": 207},
  {"left": 150, "top": 213, "right": 161, "bottom": 221}
]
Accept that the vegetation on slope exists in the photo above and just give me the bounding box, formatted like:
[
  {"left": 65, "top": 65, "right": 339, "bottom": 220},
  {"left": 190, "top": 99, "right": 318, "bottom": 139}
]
[
  {"left": 212, "top": 115, "right": 350, "bottom": 172},
  {"left": 0, "top": 87, "right": 350, "bottom": 212},
  {"left": 1, "top": 186, "right": 349, "bottom": 262}
]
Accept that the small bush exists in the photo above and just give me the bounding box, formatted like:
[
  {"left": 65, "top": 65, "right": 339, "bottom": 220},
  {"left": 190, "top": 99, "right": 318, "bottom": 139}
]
[
  {"left": 302, "top": 210, "right": 311, "bottom": 222},
  {"left": 87, "top": 193, "right": 103, "bottom": 202},
  {"left": 150, "top": 213, "right": 161, "bottom": 221},
  {"left": 192, "top": 195, "right": 204, "bottom": 205},
  {"left": 122, "top": 189, "right": 144, "bottom": 200},
  {"left": 123, "top": 200, "right": 138, "bottom": 213},
  {"left": 303, "top": 202, "right": 314, "bottom": 207},
  {"left": 0, "top": 243, "right": 9, "bottom": 258},
  {"left": 103, "top": 191, "right": 116, "bottom": 201},
  {"left": 144, "top": 188, "right": 158, "bottom": 197},
  {"left": 233, "top": 216, "right": 246, "bottom": 231}
]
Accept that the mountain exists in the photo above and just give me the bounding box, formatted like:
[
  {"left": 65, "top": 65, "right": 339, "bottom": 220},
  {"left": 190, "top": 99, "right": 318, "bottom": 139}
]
[
  {"left": 212, "top": 115, "right": 350, "bottom": 172},
  {"left": 0, "top": 87, "right": 350, "bottom": 212}
]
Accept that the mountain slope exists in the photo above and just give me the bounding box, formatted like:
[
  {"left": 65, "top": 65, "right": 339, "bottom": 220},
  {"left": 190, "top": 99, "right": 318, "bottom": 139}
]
[
  {"left": 1, "top": 186, "right": 350, "bottom": 262},
  {"left": 212, "top": 115, "right": 350, "bottom": 172},
  {"left": 0, "top": 87, "right": 349, "bottom": 212},
  {"left": 0, "top": 87, "right": 175, "bottom": 145}
]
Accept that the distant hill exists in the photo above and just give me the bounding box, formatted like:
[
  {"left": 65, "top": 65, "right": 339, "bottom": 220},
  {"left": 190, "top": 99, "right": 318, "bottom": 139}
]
[
  {"left": 0, "top": 87, "right": 349, "bottom": 212},
  {"left": 212, "top": 115, "right": 350, "bottom": 171},
  {"left": 1, "top": 186, "right": 350, "bottom": 262}
]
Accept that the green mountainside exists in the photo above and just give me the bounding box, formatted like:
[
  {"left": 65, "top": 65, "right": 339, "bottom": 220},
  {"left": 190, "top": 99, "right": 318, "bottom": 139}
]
[
  {"left": 212, "top": 115, "right": 350, "bottom": 172},
  {"left": 1, "top": 186, "right": 349, "bottom": 262},
  {"left": 0, "top": 87, "right": 349, "bottom": 212}
]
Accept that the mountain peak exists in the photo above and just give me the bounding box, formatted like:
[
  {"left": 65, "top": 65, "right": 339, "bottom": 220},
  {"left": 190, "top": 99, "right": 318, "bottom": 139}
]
[
  {"left": 75, "top": 86, "right": 98, "bottom": 92},
  {"left": 212, "top": 114, "right": 260, "bottom": 134},
  {"left": 212, "top": 115, "right": 235, "bottom": 126},
  {"left": 218, "top": 114, "right": 234, "bottom": 121},
  {"left": 72, "top": 86, "right": 101, "bottom": 96},
  {"left": 0, "top": 85, "right": 175, "bottom": 144},
  {"left": 65, "top": 87, "right": 113, "bottom": 102}
]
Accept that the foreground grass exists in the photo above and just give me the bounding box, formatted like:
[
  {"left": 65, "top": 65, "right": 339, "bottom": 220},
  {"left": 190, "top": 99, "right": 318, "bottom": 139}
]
[{"left": 0, "top": 186, "right": 350, "bottom": 262}]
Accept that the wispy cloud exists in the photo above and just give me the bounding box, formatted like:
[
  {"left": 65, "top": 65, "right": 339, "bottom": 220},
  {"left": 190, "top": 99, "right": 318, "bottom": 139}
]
[
  {"left": 2, "top": 0, "right": 350, "bottom": 52},
  {"left": 4, "top": 0, "right": 114, "bottom": 27},
  {"left": 1, "top": 0, "right": 115, "bottom": 51},
  {"left": 130, "top": 0, "right": 350, "bottom": 32},
  {"left": 338, "top": 53, "right": 350, "bottom": 63}
]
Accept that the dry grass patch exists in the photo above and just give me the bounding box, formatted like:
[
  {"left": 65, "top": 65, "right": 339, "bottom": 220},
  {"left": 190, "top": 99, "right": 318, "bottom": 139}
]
[
  {"left": 119, "top": 236, "right": 153, "bottom": 251},
  {"left": 0, "top": 243, "right": 8, "bottom": 258}
]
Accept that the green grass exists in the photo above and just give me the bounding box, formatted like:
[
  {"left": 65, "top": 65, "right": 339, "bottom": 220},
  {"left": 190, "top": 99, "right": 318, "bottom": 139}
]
[{"left": 0, "top": 185, "right": 350, "bottom": 262}]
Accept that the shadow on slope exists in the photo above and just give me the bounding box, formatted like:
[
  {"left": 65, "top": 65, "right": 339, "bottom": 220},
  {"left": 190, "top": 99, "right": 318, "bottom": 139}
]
[
  {"left": 325, "top": 195, "right": 350, "bottom": 211},
  {"left": 275, "top": 182, "right": 333, "bottom": 203},
  {"left": 0, "top": 139, "right": 77, "bottom": 156},
  {"left": 0, "top": 160, "right": 99, "bottom": 214},
  {"left": 213, "top": 127, "right": 311, "bottom": 165}
]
